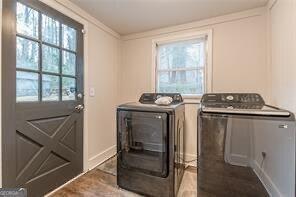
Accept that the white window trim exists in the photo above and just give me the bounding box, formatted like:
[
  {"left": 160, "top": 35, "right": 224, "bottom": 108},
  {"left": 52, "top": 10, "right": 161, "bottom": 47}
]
[{"left": 151, "top": 29, "right": 213, "bottom": 99}]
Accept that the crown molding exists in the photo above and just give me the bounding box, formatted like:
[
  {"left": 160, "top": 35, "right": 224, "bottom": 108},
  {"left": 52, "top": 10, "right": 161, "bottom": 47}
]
[
  {"left": 49, "top": 0, "right": 121, "bottom": 39},
  {"left": 122, "top": 6, "right": 266, "bottom": 41},
  {"left": 40, "top": 1, "right": 268, "bottom": 42},
  {"left": 268, "top": 0, "right": 278, "bottom": 10}
]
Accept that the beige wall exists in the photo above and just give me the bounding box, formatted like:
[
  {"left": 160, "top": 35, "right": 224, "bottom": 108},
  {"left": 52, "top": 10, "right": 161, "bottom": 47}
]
[
  {"left": 86, "top": 22, "right": 120, "bottom": 168},
  {"left": 269, "top": 0, "right": 296, "bottom": 113},
  {"left": 119, "top": 9, "right": 268, "bottom": 161},
  {"left": 264, "top": 0, "right": 296, "bottom": 195}
]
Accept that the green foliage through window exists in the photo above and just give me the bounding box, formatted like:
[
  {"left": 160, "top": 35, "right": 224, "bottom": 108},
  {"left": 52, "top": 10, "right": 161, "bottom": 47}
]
[{"left": 157, "top": 39, "right": 206, "bottom": 95}]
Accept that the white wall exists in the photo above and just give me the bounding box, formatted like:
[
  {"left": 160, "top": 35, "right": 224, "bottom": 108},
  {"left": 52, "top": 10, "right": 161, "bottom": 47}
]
[
  {"left": 85, "top": 22, "right": 120, "bottom": 169},
  {"left": 262, "top": 0, "right": 296, "bottom": 196},
  {"left": 269, "top": 0, "right": 296, "bottom": 113},
  {"left": 119, "top": 8, "right": 269, "bottom": 162},
  {"left": 252, "top": 119, "right": 295, "bottom": 197}
]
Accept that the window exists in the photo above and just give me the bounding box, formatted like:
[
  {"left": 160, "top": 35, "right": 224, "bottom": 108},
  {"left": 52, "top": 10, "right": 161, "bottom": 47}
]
[
  {"left": 16, "top": 2, "right": 78, "bottom": 102},
  {"left": 154, "top": 31, "right": 212, "bottom": 98}
]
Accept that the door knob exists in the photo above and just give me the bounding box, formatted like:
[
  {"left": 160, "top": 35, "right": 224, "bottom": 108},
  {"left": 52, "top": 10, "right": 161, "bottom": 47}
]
[
  {"left": 77, "top": 93, "right": 83, "bottom": 99},
  {"left": 75, "top": 104, "right": 84, "bottom": 112}
]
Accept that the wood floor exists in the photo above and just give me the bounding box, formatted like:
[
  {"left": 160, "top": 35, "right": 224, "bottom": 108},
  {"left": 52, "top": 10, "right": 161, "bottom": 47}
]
[
  {"left": 49, "top": 157, "right": 197, "bottom": 197},
  {"left": 49, "top": 156, "right": 268, "bottom": 197},
  {"left": 50, "top": 167, "right": 142, "bottom": 197}
]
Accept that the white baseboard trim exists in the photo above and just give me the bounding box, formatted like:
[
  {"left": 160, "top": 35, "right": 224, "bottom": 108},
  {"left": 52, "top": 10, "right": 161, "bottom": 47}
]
[
  {"left": 253, "top": 160, "right": 281, "bottom": 197},
  {"left": 88, "top": 145, "right": 117, "bottom": 170},
  {"left": 44, "top": 171, "right": 87, "bottom": 196},
  {"left": 45, "top": 145, "right": 117, "bottom": 196},
  {"left": 184, "top": 153, "right": 197, "bottom": 167}
]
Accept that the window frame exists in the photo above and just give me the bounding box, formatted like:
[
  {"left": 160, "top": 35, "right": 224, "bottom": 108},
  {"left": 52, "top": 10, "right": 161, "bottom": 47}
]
[{"left": 152, "top": 29, "right": 213, "bottom": 99}]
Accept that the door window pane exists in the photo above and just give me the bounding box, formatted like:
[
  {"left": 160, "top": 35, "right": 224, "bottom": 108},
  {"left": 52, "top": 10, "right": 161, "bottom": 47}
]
[
  {"left": 62, "top": 51, "right": 76, "bottom": 76},
  {"left": 158, "top": 70, "right": 204, "bottom": 95},
  {"left": 16, "top": 71, "right": 39, "bottom": 102},
  {"left": 42, "top": 75, "right": 60, "bottom": 101},
  {"left": 17, "top": 37, "right": 39, "bottom": 70},
  {"left": 42, "top": 14, "right": 60, "bottom": 46},
  {"left": 16, "top": 2, "right": 39, "bottom": 39},
  {"left": 62, "top": 77, "right": 76, "bottom": 100},
  {"left": 62, "top": 24, "right": 77, "bottom": 51},
  {"left": 42, "top": 45, "right": 60, "bottom": 73}
]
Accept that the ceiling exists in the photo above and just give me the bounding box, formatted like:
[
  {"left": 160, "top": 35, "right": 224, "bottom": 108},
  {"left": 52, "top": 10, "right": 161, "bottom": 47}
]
[{"left": 70, "top": 0, "right": 268, "bottom": 35}]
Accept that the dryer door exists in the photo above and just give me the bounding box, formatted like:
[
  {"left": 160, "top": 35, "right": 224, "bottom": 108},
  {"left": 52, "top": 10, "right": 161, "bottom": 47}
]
[{"left": 117, "top": 110, "right": 168, "bottom": 177}]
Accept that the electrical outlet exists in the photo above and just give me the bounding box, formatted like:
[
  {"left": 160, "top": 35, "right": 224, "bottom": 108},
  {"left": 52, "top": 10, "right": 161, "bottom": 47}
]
[
  {"left": 89, "top": 87, "right": 95, "bottom": 97},
  {"left": 262, "top": 152, "right": 266, "bottom": 158}
]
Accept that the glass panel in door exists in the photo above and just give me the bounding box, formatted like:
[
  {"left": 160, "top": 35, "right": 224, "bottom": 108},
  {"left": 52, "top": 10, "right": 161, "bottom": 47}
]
[
  {"left": 16, "top": 37, "right": 39, "bottom": 70},
  {"left": 42, "top": 45, "right": 60, "bottom": 73},
  {"left": 16, "top": 71, "right": 39, "bottom": 102},
  {"left": 16, "top": 2, "right": 79, "bottom": 103},
  {"left": 16, "top": 2, "right": 39, "bottom": 38},
  {"left": 42, "top": 14, "right": 60, "bottom": 46}
]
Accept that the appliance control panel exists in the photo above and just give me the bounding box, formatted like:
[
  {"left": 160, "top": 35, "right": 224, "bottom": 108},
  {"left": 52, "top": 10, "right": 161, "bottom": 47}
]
[
  {"left": 201, "top": 93, "right": 265, "bottom": 104},
  {"left": 139, "top": 93, "right": 183, "bottom": 104}
]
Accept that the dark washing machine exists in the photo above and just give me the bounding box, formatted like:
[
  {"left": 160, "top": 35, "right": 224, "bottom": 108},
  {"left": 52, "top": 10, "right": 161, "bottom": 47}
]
[
  {"left": 198, "top": 93, "right": 295, "bottom": 196},
  {"left": 117, "top": 93, "right": 185, "bottom": 197}
]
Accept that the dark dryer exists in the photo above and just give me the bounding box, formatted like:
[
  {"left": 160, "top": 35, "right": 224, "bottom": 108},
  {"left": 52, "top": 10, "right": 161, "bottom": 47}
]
[{"left": 117, "top": 93, "right": 185, "bottom": 197}]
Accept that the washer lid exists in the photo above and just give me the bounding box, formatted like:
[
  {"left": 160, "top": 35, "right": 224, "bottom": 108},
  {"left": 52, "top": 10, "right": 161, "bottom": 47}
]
[
  {"left": 201, "top": 105, "right": 291, "bottom": 117},
  {"left": 118, "top": 102, "right": 183, "bottom": 113}
]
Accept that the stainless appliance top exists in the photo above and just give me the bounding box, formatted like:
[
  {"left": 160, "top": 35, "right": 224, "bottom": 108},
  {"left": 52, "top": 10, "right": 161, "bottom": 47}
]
[
  {"left": 201, "top": 93, "right": 291, "bottom": 117},
  {"left": 139, "top": 93, "right": 183, "bottom": 104},
  {"left": 118, "top": 93, "right": 184, "bottom": 113}
]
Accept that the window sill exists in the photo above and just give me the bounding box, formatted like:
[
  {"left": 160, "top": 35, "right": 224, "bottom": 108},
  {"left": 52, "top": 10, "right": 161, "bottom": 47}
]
[{"left": 183, "top": 98, "right": 201, "bottom": 104}]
